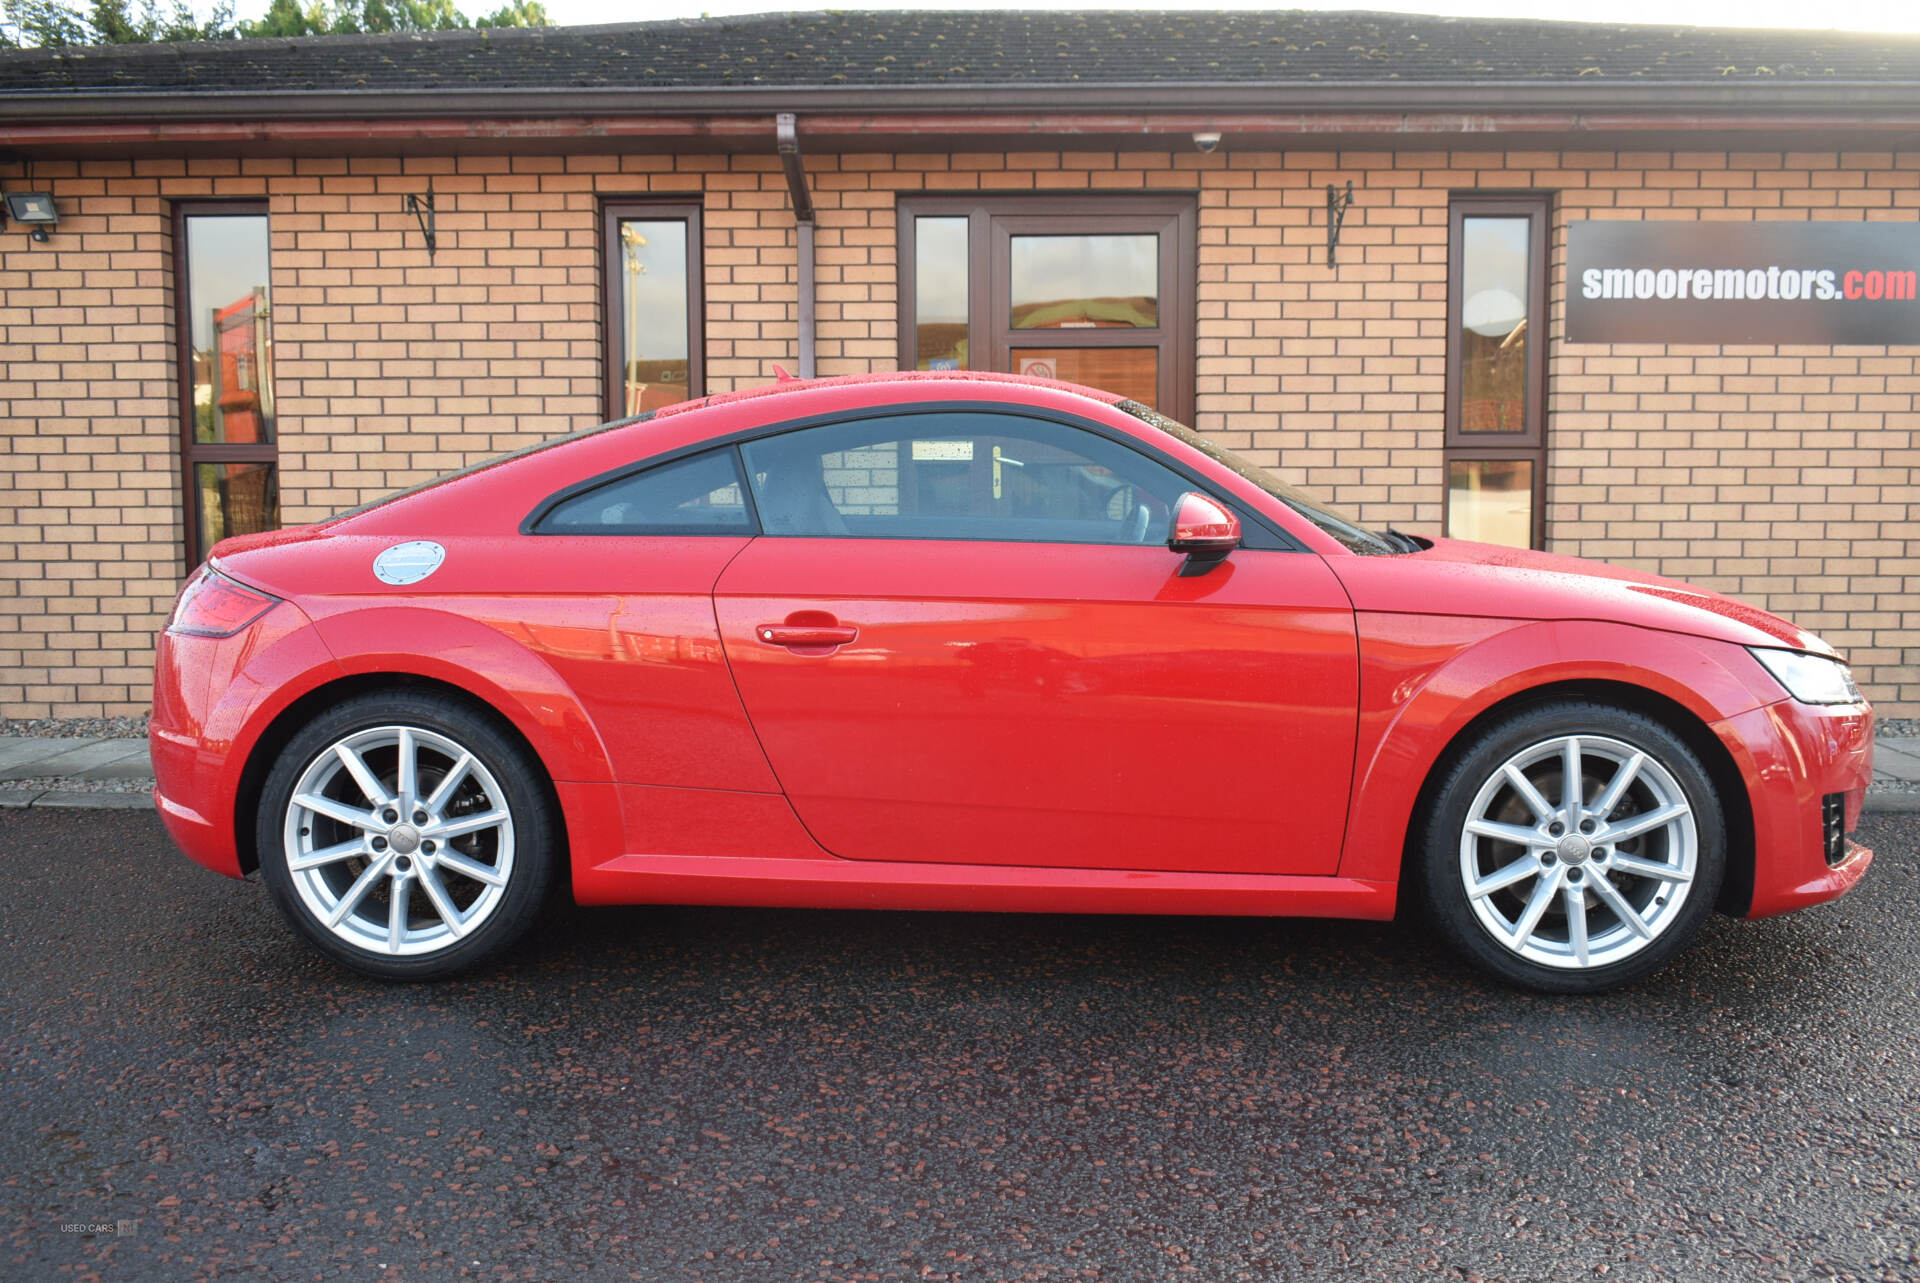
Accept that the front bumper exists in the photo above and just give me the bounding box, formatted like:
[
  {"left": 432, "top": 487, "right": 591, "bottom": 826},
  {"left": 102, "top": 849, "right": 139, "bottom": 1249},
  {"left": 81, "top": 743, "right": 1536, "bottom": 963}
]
[{"left": 1718, "top": 696, "right": 1875, "bottom": 919}]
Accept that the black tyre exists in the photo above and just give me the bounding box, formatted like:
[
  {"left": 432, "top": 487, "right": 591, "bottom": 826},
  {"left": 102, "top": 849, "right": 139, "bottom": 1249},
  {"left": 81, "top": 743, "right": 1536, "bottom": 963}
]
[
  {"left": 255, "top": 690, "right": 559, "bottom": 980},
  {"left": 1416, "top": 700, "right": 1725, "bottom": 994}
]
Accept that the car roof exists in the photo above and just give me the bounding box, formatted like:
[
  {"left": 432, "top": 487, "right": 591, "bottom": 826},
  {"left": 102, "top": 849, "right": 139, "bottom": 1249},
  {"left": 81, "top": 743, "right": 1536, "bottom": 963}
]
[{"left": 650, "top": 369, "right": 1128, "bottom": 421}]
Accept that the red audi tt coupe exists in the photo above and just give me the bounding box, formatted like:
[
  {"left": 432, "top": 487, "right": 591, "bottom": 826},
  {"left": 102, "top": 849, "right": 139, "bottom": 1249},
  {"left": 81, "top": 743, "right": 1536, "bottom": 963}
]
[{"left": 152, "top": 373, "right": 1874, "bottom": 992}]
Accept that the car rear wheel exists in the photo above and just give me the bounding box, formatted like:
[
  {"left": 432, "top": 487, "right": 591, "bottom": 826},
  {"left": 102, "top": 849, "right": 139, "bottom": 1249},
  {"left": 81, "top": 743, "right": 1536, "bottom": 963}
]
[
  {"left": 257, "top": 691, "right": 558, "bottom": 980},
  {"left": 1418, "top": 701, "right": 1725, "bottom": 994}
]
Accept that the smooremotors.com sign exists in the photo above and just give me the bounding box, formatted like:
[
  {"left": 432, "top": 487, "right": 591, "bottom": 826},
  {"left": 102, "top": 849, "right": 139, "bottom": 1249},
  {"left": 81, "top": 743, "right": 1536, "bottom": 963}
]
[{"left": 1567, "top": 220, "right": 1920, "bottom": 346}]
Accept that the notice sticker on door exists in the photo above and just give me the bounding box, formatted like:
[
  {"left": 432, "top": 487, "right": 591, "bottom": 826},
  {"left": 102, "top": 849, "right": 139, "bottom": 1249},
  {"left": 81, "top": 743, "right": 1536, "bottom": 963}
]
[{"left": 1018, "top": 357, "right": 1057, "bottom": 380}]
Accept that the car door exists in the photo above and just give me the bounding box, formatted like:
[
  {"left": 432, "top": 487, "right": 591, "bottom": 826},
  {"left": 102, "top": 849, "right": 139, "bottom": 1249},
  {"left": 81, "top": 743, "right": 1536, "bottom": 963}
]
[{"left": 711, "top": 409, "right": 1360, "bottom": 876}]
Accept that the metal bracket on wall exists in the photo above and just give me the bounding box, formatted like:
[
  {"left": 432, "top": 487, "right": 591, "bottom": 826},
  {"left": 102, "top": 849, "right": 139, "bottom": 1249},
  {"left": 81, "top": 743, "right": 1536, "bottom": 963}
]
[
  {"left": 1326, "top": 180, "right": 1354, "bottom": 266},
  {"left": 406, "top": 182, "right": 437, "bottom": 260}
]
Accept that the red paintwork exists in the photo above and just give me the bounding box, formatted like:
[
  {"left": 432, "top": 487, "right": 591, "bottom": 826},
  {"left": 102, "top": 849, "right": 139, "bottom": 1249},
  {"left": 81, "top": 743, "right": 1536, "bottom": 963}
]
[
  {"left": 713, "top": 537, "right": 1357, "bottom": 875},
  {"left": 150, "top": 372, "right": 1873, "bottom": 930}
]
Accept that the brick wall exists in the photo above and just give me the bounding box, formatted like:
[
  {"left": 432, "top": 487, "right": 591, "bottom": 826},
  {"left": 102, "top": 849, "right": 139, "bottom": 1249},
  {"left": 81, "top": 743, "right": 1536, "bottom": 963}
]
[{"left": 1, "top": 145, "right": 1914, "bottom": 718}]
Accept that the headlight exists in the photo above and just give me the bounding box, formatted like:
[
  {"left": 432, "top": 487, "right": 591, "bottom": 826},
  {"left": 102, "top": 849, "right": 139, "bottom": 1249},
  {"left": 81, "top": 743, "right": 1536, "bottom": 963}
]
[{"left": 1748, "top": 647, "right": 1864, "bottom": 706}]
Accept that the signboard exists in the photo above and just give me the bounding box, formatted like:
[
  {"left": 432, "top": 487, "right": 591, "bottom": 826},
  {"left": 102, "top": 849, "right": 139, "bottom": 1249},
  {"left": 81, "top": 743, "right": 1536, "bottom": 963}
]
[{"left": 1566, "top": 220, "right": 1920, "bottom": 345}]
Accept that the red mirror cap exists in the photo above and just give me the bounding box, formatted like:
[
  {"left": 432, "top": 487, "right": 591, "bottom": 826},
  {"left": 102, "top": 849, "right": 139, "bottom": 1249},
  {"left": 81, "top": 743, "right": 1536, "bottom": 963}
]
[{"left": 1169, "top": 492, "right": 1242, "bottom": 550}]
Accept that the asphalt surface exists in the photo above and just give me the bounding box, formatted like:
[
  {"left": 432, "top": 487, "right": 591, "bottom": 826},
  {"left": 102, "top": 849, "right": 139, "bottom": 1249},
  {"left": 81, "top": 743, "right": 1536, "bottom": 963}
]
[{"left": 3, "top": 809, "right": 1917, "bottom": 1282}]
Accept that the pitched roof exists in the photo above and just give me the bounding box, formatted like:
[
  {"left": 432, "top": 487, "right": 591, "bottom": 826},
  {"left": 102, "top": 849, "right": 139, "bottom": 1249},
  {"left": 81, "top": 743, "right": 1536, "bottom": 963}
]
[{"left": 3, "top": 8, "right": 1916, "bottom": 98}]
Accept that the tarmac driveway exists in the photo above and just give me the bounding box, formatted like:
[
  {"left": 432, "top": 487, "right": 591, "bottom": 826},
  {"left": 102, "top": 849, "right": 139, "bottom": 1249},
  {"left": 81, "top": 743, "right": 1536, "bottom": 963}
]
[{"left": 3, "top": 808, "right": 1916, "bottom": 1281}]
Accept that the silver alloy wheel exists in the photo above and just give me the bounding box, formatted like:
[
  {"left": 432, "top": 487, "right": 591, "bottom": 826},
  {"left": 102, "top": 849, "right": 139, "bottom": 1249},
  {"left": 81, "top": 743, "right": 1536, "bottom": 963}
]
[
  {"left": 1459, "top": 733, "right": 1697, "bottom": 971},
  {"left": 282, "top": 725, "right": 516, "bottom": 958}
]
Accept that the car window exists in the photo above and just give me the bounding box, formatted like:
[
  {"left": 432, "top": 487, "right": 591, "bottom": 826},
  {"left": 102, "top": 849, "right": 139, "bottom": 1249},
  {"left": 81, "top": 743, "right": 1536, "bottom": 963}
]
[
  {"left": 737, "top": 412, "right": 1192, "bottom": 544},
  {"left": 536, "top": 446, "right": 752, "bottom": 534}
]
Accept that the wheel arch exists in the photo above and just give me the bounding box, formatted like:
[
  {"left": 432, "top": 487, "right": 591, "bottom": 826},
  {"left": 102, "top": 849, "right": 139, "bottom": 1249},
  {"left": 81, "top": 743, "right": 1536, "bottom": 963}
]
[
  {"left": 1397, "top": 678, "right": 1756, "bottom": 918},
  {"left": 233, "top": 672, "right": 569, "bottom": 878}
]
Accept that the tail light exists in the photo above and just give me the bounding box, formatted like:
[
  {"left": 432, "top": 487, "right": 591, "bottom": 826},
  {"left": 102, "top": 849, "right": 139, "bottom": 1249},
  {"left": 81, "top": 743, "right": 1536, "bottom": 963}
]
[{"left": 168, "top": 567, "right": 281, "bottom": 638}]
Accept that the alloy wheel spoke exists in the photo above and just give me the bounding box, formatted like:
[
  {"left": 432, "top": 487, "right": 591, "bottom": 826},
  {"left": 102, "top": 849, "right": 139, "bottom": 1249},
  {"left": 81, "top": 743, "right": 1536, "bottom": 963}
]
[
  {"left": 296, "top": 792, "right": 383, "bottom": 832},
  {"left": 432, "top": 809, "right": 510, "bottom": 841},
  {"left": 1470, "top": 854, "right": 1541, "bottom": 900},
  {"left": 415, "top": 865, "right": 469, "bottom": 937},
  {"left": 327, "top": 857, "right": 389, "bottom": 927},
  {"left": 395, "top": 728, "right": 417, "bottom": 811},
  {"left": 1604, "top": 803, "right": 1689, "bottom": 844},
  {"left": 1591, "top": 751, "right": 1646, "bottom": 820},
  {"left": 435, "top": 849, "right": 508, "bottom": 887},
  {"left": 1589, "top": 871, "right": 1654, "bottom": 939},
  {"left": 333, "top": 744, "right": 393, "bottom": 808},
  {"left": 1561, "top": 737, "right": 1584, "bottom": 827},
  {"left": 1465, "top": 818, "right": 1543, "bottom": 849},
  {"left": 1509, "top": 867, "right": 1565, "bottom": 948},
  {"left": 1610, "top": 852, "right": 1690, "bottom": 883},
  {"left": 423, "top": 752, "right": 474, "bottom": 814},
  {"left": 1502, "top": 764, "right": 1555, "bottom": 821},
  {"left": 289, "top": 837, "right": 366, "bottom": 872},
  {"left": 387, "top": 874, "right": 411, "bottom": 953},
  {"left": 1563, "top": 884, "right": 1590, "bottom": 966}
]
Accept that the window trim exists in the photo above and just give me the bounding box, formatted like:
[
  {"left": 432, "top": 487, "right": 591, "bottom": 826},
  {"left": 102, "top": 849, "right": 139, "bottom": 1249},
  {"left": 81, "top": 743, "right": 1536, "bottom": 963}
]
[
  {"left": 173, "top": 199, "right": 277, "bottom": 572},
  {"left": 897, "top": 194, "right": 1198, "bottom": 425},
  {"left": 599, "top": 199, "right": 705, "bottom": 422},
  {"left": 1444, "top": 193, "right": 1551, "bottom": 549},
  {"left": 521, "top": 402, "right": 1298, "bottom": 551}
]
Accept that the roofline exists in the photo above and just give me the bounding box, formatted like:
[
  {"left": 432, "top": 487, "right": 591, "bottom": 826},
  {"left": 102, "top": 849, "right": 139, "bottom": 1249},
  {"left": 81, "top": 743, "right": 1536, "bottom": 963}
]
[{"left": 6, "top": 78, "right": 1920, "bottom": 124}]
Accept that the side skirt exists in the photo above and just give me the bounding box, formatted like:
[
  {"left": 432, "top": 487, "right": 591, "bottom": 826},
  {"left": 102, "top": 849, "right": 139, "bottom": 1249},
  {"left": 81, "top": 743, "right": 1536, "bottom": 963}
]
[{"left": 576, "top": 852, "right": 1397, "bottom": 919}]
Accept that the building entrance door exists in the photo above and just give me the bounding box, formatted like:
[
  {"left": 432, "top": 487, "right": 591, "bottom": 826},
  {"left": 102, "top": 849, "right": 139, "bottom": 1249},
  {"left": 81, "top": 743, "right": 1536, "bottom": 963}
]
[{"left": 899, "top": 195, "right": 1197, "bottom": 422}]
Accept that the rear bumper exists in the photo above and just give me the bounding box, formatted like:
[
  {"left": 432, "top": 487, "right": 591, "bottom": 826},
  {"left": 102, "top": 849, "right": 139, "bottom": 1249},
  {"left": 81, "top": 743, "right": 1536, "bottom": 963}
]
[
  {"left": 1719, "top": 696, "right": 1875, "bottom": 919},
  {"left": 149, "top": 601, "right": 343, "bottom": 881}
]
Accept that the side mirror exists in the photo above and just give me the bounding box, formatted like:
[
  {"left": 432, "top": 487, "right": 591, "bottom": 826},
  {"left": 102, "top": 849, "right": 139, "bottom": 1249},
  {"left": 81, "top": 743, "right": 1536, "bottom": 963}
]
[{"left": 1167, "top": 491, "right": 1241, "bottom": 576}]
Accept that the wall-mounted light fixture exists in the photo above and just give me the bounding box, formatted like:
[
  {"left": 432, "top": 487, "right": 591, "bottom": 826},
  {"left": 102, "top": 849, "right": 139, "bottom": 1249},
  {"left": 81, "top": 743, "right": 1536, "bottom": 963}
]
[{"left": 4, "top": 190, "right": 58, "bottom": 242}]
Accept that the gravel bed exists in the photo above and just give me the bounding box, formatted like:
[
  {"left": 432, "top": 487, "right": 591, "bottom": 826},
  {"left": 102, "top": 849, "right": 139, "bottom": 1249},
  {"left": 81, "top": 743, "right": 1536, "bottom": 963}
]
[
  {"left": 2, "top": 776, "right": 156, "bottom": 794},
  {"left": 1, "top": 716, "right": 149, "bottom": 740},
  {"left": 1876, "top": 716, "right": 1920, "bottom": 739}
]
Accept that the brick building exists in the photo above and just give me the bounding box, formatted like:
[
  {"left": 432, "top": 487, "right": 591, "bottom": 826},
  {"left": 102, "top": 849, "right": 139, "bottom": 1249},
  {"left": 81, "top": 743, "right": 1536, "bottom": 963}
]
[{"left": 1, "top": 10, "right": 1916, "bottom": 717}]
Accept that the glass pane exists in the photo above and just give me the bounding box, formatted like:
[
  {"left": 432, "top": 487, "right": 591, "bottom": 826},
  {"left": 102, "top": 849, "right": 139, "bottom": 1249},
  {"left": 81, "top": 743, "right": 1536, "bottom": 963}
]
[
  {"left": 1011, "top": 234, "right": 1158, "bottom": 329},
  {"left": 540, "top": 449, "right": 749, "bottom": 533},
  {"left": 616, "top": 219, "right": 692, "bottom": 416},
  {"left": 185, "top": 214, "right": 274, "bottom": 446},
  {"left": 195, "top": 461, "right": 279, "bottom": 553},
  {"left": 1447, "top": 458, "right": 1534, "bottom": 548},
  {"left": 1012, "top": 347, "right": 1159, "bottom": 408},
  {"left": 1459, "top": 216, "right": 1531, "bottom": 433},
  {"left": 914, "top": 217, "right": 969, "bottom": 370},
  {"left": 741, "top": 412, "right": 1188, "bottom": 544}
]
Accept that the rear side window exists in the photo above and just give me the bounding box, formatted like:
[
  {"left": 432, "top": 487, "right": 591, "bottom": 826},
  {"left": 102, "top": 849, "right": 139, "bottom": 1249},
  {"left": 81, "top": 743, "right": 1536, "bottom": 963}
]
[{"left": 536, "top": 447, "right": 753, "bottom": 534}]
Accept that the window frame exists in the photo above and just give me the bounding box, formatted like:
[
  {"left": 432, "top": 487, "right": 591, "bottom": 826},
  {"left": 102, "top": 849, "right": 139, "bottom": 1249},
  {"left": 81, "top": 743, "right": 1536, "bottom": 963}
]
[
  {"left": 173, "top": 199, "right": 278, "bottom": 572},
  {"left": 522, "top": 403, "right": 1297, "bottom": 551},
  {"left": 896, "top": 194, "right": 1198, "bottom": 425},
  {"left": 1443, "top": 193, "right": 1552, "bottom": 550},
  {"left": 599, "top": 199, "right": 705, "bottom": 422}
]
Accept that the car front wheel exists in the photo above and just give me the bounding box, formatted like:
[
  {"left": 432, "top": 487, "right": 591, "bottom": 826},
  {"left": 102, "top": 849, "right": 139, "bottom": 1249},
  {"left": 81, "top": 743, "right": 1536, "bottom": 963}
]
[
  {"left": 1418, "top": 701, "right": 1726, "bottom": 994},
  {"left": 256, "top": 692, "right": 558, "bottom": 980}
]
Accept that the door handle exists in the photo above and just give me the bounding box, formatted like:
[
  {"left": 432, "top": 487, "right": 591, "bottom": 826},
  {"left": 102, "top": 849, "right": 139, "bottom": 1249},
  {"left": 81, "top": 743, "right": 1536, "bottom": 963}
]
[{"left": 756, "top": 624, "right": 858, "bottom": 648}]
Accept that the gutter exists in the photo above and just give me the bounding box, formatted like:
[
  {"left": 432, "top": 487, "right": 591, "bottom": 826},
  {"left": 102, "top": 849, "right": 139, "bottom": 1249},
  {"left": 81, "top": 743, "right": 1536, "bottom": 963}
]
[{"left": 5, "top": 78, "right": 1920, "bottom": 123}]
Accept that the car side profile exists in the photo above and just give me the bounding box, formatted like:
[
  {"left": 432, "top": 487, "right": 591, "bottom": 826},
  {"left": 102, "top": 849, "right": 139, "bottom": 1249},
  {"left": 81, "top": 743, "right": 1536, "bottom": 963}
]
[{"left": 151, "top": 372, "right": 1875, "bottom": 993}]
